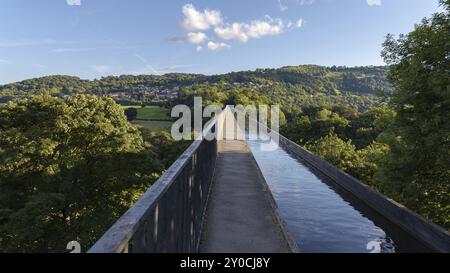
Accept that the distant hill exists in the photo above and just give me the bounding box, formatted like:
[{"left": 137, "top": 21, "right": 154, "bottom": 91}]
[
  {"left": 0, "top": 65, "right": 392, "bottom": 106},
  {"left": 214, "top": 65, "right": 392, "bottom": 95}
]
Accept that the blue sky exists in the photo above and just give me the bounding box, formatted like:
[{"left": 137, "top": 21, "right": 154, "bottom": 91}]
[{"left": 0, "top": 0, "right": 442, "bottom": 84}]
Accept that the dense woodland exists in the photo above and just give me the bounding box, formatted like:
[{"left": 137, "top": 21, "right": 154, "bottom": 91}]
[
  {"left": 0, "top": 96, "right": 190, "bottom": 252},
  {"left": 0, "top": 1, "right": 448, "bottom": 252},
  {"left": 0, "top": 65, "right": 389, "bottom": 109}
]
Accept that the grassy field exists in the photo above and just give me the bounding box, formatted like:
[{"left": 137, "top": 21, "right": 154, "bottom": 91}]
[
  {"left": 121, "top": 105, "right": 172, "bottom": 131},
  {"left": 122, "top": 105, "right": 171, "bottom": 121}
]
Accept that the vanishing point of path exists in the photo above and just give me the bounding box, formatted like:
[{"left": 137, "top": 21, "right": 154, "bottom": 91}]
[{"left": 199, "top": 140, "right": 291, "bottom": 253}]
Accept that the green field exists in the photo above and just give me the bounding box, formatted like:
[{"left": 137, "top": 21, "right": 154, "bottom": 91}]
[
  {"left": 121, "top": 105, "right": 172, "bottom": 131},
  {"left": 122, "top": 105, "right": 171, "bottom": 121}
]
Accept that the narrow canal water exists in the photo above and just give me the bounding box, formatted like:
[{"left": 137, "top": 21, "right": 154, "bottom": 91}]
[{"left": 246, "top": 135, "right": 430, "bottom": 253}]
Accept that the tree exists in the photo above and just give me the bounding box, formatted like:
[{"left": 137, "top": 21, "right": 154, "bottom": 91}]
[
  {"left": 124, "top": 107, "right": 138, "bottom": 121},
  {"left": 306, "top": 133, "right": 359, "bottom": 173},
  {"left": 378, "top": 0, "right": 450, "bottom": 229},
  {"left": 306, "top": 133, "right": 389, "bottom": 189},
  {"left": 141, "top": 129, "right": 192, "bottom": 168},
  {"left": 281, "top": 107, "right": 350, "bottom": 145},
  {"left": 350, "top": 107, "right": 396, "bottom": 149},
  {"left": 0, "top": 94, "right": 162, "bottom": 252},
  {"left": 354, "top": 142, "right": 389, "bottom": 188}
]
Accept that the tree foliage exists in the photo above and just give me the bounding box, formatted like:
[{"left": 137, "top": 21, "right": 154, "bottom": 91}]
[
  {"left": 0, "top": 95, "right": 166, "bottom": 252},
  {"left": 124, "top": 107, "right": 138, "bottom": 121},
  {"left": 0, "top": 66, "right": 391, "bottom": 111},
  {"left": 377, "top": 0, "right": 450, "bottom": 228}
]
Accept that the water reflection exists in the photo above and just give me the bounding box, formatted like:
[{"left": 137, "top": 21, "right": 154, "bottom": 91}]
[{"left": 246, "top": 135, "right": 398, "bottom": 253}]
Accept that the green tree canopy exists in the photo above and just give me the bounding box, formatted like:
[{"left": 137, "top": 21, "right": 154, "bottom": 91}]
[
  {"left": 0, "top": 94, "right": 162, "bottom": 252},
  {"left": 378, "top": 0, "right": 450, "bottom": 229},
  {"left": 124, "top": 107, "right": 138, "bottom": 121}
]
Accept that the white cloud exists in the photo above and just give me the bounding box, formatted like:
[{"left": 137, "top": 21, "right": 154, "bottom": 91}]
[
  {"left": 366, "top": 0, "right": 381, "bottom": 6},
  {"left": 214, "top": 23, "right": 248, "bottom": 42},
  {"left": 181, "top": 4, "right": 223, "bottom": 31},
  {"left": 92, "top": 65, "right": 110, "bottom": 73},
  {"left": 246, "top": 18, "right": 284, "bottom": 38},
  {"left": 214, "top": 17, "right": 284, "bottom": 43},
  {"left": 207, "top": 41, "right": 230, "bottom": 51},
  {"left": 176, "top": 4, "right": 302, "bottom": 52},
  {"left": 169, "top": 32, "right": 207, "bottom": 44},
  {"left": 186, "top": 32, "right": 208, "bottom": 44},
  {"left": 0, "top": 59, "right": 10, "bottom": 64},
  {"left": 278, "top": 0, "right": 288, "bottom": 11},
  {"left": 66, "top": 0, "right": 81, "bottom": 6},
  {"left": 287, "top": 19, "right": 303, "bottom": 29}
]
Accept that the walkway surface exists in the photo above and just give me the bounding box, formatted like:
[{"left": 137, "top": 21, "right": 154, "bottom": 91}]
[{"left": 199, "top": 140, "right": 291, "bottom": 253}]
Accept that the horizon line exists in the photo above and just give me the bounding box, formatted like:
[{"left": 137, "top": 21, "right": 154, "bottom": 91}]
[{"left": 0, "top": 63, "right": 389, "bottom": 85}]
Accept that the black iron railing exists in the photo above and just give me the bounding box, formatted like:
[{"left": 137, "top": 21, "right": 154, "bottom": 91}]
[{"left": 88, "top": 120, "right": 220, "bottom": 253}]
